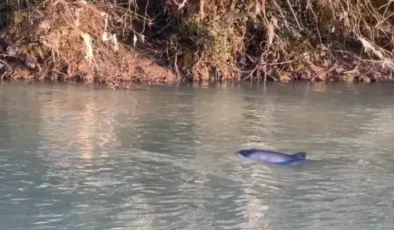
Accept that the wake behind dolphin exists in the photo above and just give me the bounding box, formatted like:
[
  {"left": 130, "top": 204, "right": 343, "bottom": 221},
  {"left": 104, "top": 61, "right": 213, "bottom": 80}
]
[{"left": 237, "top": 148, "right": 307, "bottom": 165}]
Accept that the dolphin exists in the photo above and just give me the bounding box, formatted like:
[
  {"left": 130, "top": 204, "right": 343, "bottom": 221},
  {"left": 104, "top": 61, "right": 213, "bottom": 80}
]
[{"left": 237, "top": 148, "right": 307, "bottom": 165}]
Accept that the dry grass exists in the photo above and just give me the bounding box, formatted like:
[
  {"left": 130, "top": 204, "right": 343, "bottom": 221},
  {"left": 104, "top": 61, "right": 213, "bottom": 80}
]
[
  {"left": 1, "top": 0, "right": 394, "bottom": 86},
  {"left": 149, "top": 0, "right": 394, "bottom": 83},
  {"left": 0, "top": 0, "right": 176, "bottom": 88}
]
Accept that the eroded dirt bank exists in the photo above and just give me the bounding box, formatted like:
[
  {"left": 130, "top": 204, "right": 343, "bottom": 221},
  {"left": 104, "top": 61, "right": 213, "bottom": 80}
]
[{"left": 1, "top": 0, "right": 394, "bottom": 88}]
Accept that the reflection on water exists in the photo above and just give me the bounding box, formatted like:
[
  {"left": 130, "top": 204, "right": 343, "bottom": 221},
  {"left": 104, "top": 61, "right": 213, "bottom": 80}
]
[{"left": 1, "top": 82, "right": 394, "bottom": 229}]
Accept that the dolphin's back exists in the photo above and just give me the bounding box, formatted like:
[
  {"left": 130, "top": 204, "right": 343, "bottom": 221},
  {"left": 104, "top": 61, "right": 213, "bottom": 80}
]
[{"left": 237, "top": 149, "right": 306, "bottom": 164}]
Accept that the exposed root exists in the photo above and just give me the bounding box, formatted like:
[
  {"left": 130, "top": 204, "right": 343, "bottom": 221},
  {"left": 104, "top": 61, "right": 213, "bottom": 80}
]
[
  {"left": 149, "top": 0, "right": 394, "bottom": 83},
  {"left": 1, "top": 0, "right": 394, "bottom": 86},
  {"left": 0, "top": 0, "right": 176, "bottom": 87}
]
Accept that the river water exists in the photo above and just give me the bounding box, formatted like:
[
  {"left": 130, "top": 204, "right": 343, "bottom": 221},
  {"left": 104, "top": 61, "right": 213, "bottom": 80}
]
[{"left": 1, "top": 82, "right": 394, "bottom": 230}]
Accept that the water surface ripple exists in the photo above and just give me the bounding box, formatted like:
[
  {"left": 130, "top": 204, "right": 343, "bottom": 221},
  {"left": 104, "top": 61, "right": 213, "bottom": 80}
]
[{"left": 1, "top": 82, "right": 394, "bottom": 229}]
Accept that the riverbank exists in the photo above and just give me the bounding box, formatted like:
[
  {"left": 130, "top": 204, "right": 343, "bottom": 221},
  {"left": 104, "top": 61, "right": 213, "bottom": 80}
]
[{"left": 1, "top": 0, "right": 393, "bottom": 88}]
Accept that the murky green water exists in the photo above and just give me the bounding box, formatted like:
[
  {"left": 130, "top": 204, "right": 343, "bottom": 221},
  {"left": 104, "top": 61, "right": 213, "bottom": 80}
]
[{"left": 1, "top": 82, "right": 394, "bottom": 230}]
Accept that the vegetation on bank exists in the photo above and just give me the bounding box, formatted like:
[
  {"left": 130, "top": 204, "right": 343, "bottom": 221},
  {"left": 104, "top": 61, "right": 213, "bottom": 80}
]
[{"left": 0, "top": 0, "right": 394, "bottom": 87}]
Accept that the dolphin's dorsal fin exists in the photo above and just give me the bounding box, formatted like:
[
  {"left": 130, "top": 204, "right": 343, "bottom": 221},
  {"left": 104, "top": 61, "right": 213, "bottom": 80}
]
[{"left": 293, "top": 152, "right": 306, "bottom": 159}]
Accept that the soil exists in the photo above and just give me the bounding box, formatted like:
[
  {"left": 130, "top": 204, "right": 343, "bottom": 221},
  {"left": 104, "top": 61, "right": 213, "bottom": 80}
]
[{"left": 0, "top": 0, "right": 393, "bottom": 88}]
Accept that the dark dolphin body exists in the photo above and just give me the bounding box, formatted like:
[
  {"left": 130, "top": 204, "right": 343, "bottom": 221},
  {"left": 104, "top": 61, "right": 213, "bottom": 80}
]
[{"left": 237, "top": 149, "right": 307, "bottom": 165}]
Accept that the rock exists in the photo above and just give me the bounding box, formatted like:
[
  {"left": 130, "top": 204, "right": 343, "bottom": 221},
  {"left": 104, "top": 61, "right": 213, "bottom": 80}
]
[
  {"left": 279, "top": 73, "right": 292, "bottom": 82},
  {"left": 367, "top": 71, "right": 380, "bottom": 82},
  {"left": 335, "top": 66, "right": 344, "bottom": 74},
  {"left": 0, "top": 31, "right": 5, "bottom": 40},
  {"left": 6, "top": 44, "right": 19, "bottom": 56},
  {"left": 298, "top": 70, "right": 311, "bottom": 80},
  {"left": 24, "top": 56, "right": 36, "bottom": 69},
  {"left": 343, "top": 75, "right": 354, "bottom": 82},
  {"left": 361, "top": 75, "right": 371, "bottom": 83},
  {"left": 84, "top": 73, "right": 94, "bottom": 83}
]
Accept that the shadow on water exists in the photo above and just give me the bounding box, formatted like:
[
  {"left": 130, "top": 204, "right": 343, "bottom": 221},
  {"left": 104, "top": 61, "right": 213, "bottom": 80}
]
[{"left": 235, "top": 154, "right": 325, "bottom": 168}]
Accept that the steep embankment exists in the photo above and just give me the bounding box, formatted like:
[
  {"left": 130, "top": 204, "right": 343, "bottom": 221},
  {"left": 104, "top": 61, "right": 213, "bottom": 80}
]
[{"left": 1, "top": 0, "right": 394, "bottom": 87}]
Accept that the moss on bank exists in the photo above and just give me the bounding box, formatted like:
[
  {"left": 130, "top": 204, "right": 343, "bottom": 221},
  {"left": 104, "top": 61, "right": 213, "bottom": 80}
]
[{"left": 0, "top": 0, "right": 394, "bottom": 87}]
